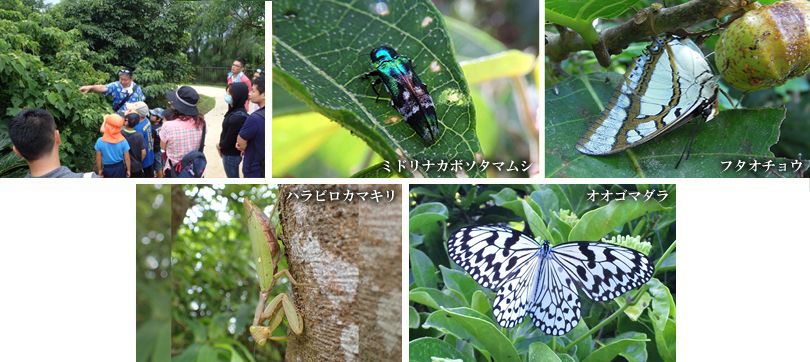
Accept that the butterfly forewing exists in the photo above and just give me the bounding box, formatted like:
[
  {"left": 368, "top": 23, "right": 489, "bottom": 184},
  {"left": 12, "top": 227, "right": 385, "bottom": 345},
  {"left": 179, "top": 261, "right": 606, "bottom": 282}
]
[
  {"left": 447, "top": 226, "right": 540, "bottom": 289},
  {"left": 551, "top": 242, "right": 654, "bottom": 302},
  {"left": 447, "top": 225, "right": 655, "bottom": 336}
]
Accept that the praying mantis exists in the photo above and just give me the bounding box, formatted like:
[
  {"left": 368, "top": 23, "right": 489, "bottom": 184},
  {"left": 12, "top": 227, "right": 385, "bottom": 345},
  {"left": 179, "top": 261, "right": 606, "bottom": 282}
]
[{"left": 244, "top": 199, "right": 303, "bottom": 345}]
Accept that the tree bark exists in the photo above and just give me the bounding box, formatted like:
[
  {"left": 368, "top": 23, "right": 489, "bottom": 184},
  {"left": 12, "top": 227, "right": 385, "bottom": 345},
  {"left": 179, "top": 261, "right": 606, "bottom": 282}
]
[{"left": 279, "top": 184, "right": 402, "bottom": 362}]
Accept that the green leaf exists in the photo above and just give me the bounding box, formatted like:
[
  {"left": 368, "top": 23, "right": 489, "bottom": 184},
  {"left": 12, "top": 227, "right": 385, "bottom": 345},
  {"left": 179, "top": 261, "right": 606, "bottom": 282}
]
[
  {"left": 440, "top": 265, "right": 480, "bottom": 305},
  {"left": 522, "top": 199, "right": 553, "bottom": 241},
  {"left": 582, "top": 332, "right": 648, "bottom": 362},
  {"left": 568, "top": 199, "right": 667, "bottom": 241},
  {"left": 410, "top": 202, "right": 449, "bottom": 233},
  {"left": 528, "top": 343, "right": 561, "bottom": 362},
  {"left": 411, "top": 247, "right": 438, "bottom": 289},
  {"left": 423, "top": 307, "right": 521, "bottom": 361},
  {"left": 546, "top": 73, "right": 792, "bottom": 177},
  {"left": 272, "top": 0, "right": 483, "bottom": 177},
  {"left": 410, "top": 306, "right": 421, "bottom": 329},
  {"left": 469, "top": 290, "right": 492, "bottom": 319},
  {"left": 568, "top": 320, "right": 593, "bottom": 361},
  {"left": 410, "top": 287, "right": 465, "bottom": 310},
  {"left": 546, "top": 1, "right": 641, "bottom": 45},
  {"left": 409, "top": 337, "right": 468, "bottom": 362},
  {"left": 648, "top": 279, "right": 676, "bottom": 362},
  {"left": 460, "top": 50, "right": 535, "bottom": 85}
]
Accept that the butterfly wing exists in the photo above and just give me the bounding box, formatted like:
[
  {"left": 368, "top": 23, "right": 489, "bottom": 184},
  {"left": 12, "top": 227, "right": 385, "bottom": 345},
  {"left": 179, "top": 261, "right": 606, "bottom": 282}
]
[
  {"left": 550, "top": 242, "right": 654, "bottom": 302},
  {"left": 447, "top": 226, "right": 540, "bottom": 290},
  {"left": 447, "top": 226, "right": 542, "bottom": 328},
  {"left": 528, "top": 256, "right": 582, "bottom": 335},
  {"left": 577, "top": 36, "right": 718, "bottom": 155}
]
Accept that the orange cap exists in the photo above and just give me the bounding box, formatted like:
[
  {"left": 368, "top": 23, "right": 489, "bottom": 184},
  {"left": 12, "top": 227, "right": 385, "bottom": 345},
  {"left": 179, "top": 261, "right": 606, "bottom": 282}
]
[{"left": 101, "top": 114, "right": 125, "bottom": 143}]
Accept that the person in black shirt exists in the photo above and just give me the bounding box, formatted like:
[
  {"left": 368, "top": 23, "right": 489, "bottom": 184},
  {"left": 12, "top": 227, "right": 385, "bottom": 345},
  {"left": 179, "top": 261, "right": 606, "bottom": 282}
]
[
  {"left": 122, "top": 113, "right": 146, "bottom": 178},
  {"left": 218, "top": 83, "right": 249, "bottom": 178}
]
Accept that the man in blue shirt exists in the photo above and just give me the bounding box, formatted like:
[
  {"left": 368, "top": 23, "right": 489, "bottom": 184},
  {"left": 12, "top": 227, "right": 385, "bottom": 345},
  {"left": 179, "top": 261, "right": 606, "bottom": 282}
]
[
  {"left": 79, "top": 69, "right": 145, "bottom": 113},
  {"left": 237, "top": 77, "right": 265, "bottom": 178}
]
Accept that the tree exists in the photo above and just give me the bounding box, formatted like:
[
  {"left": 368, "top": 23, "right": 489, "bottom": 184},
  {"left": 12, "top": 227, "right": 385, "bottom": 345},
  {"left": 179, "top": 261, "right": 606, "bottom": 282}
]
[
  {"left": 279, "top": 184, "right": 402, "bottom": 361},
  {"left": 51, "top": 0, "right": 196, "bottom": 102},
  {"left": 187, "top": 0, "right": 265, "bottom": 84},
  {"left": 0, "top": 0, "right": 110, "bottom": 175}
]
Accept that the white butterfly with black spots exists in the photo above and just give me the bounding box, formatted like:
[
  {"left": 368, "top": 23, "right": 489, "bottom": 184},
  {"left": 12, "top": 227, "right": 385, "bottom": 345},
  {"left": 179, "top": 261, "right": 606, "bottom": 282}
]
[{"left": 447, "top": 225, "right": 654, "bottom": 336}]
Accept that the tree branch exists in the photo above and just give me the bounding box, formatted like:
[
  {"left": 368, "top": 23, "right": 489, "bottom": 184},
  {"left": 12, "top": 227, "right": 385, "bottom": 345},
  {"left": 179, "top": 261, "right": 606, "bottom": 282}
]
[{"left": 546, "top": 0, "right": 747, "bottom": 67}]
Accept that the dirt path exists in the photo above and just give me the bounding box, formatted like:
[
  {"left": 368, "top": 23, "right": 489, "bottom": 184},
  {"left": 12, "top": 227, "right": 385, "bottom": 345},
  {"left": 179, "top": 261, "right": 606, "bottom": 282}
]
[{"left": 190, "top": 84, "right": 233, "bottom": 178}]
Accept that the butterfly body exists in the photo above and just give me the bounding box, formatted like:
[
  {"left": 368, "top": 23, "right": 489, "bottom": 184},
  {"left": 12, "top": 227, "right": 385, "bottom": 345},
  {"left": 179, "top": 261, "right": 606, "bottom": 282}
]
[
  {"left": 448, "top": 225, "right": 654, "bottom": 335},
  {"left": 364, "top": 46, "right": 440, "bottom": 145}
]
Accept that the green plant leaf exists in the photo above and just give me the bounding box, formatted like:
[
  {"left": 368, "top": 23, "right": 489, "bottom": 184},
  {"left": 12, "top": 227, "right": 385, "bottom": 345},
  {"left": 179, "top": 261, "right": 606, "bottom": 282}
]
[
  {"left": 546, "top": 73, "right": 793, "bottom": 178},
  {"left": 582, "top": 331, "right": 649, "bottom": 362},
  {"left": 522, "top": 199, "right": 553, "bottom": 242},
  {"left": 440, "top": 265, "right": 480, "bottom": 306},
  {"left": 546, "top": 1, "right": 641, "bottom": 44},
  {"left": 409, "top": 337, "right": 468, "bottom": 362},
  {"left": 568, "top": 199, "right": 667, "bottom": 241},
  {"left": 528, "top": 342, "right": 561, "bottom": 362},
  {"left": 411, "top": 247, "right": 438, "bottom": 289},
  {"left": 423, "top": 307, "right": 521, "bottom": 361},
  {"left": 410, "top": 306, "right": 421, "bottom": 329},
  {"left": 272, "top": 0, "right": 483, "bottom": 177},
  {"left": 460, "top": 50, "right": 535, "bottom": 84},
  {"left": 409, "top": 202, "right": 449, "bottom": 232},
  {"left": 470, "top": 290, "right": 493, "bottom": 319},
  {"left": 648, "top": 278, "right": 676, "bottom": 362},
  {"left": 410, "top": 287, "right": 465, "bottom": 310}
]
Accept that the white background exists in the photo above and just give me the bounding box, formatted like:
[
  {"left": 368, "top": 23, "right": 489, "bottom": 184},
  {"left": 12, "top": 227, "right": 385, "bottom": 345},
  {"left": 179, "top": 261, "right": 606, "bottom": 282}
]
[{"left": 0, "top": 180, "right": 809, "bottom": 361}]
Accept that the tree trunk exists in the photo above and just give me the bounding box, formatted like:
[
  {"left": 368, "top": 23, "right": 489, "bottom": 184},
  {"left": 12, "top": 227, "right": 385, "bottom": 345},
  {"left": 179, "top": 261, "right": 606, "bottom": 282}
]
[{"left": 279, "top": 184, "right": 402, "bottom": 362}]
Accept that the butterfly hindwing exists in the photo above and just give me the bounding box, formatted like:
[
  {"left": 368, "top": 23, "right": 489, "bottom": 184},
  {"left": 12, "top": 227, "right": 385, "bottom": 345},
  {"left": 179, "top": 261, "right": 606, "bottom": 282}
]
[
  {"left": 492, "top": 256, "right": 540, "bottom": 328},
  {"left": 528, "top": 257, "right": 581, "bottom": 335},
  {"left": 551, "top": 242, "right": 654, "bottom": 302}
]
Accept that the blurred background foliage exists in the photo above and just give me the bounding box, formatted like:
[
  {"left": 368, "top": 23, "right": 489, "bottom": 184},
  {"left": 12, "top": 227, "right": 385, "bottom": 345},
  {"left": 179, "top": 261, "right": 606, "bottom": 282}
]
[
  {"left": 273, "top": 0, "right": 539, "bottom": 178},
  {"left": 409, "top": 184, "right": 676, "bottom": 361},
  {"left": 545, "top": 0, "right": 810, "bottom": 164},
  {"left": 137, "top": 185, "right": 289, "bottom": 362},
  {"left": 136, "top": 185, "right": 171, "bottom": 362},
  {"left": 0, "top": 0, "right": 264, "bottom": 175}
]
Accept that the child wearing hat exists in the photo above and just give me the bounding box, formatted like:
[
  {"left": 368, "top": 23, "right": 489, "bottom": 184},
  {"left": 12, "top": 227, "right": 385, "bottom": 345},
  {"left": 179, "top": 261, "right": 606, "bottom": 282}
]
[
  {"left": 122, "top": 113, "right": 146, "bottom": 178},
  {"left": 95, "top": 114, "right": 131, "bottom": 178}
]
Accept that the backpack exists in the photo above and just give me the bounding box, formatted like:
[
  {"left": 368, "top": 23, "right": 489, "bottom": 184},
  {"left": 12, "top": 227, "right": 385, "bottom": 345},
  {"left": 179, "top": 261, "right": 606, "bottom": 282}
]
[
  {"left": 168, "top": 123, "right": 207, "bottom": 178},
  {"left": 174, "top": 151, "right": 207, "bottom": 177}
]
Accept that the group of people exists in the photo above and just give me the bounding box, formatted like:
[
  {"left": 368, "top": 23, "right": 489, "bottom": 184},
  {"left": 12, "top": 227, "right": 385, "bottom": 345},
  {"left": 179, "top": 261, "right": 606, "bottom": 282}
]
[{"left": 8, "top": 60, "right": 266, "bottom": 178}]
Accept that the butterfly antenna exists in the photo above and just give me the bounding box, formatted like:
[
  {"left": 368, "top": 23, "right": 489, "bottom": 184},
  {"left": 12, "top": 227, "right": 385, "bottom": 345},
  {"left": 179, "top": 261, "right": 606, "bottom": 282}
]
[{"left": 675, "top": 118, "right": 704, "bottom": 168}]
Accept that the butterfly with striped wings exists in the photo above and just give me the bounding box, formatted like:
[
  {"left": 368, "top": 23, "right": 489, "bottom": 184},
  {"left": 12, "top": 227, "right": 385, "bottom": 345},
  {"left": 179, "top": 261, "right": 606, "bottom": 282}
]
[
  {"left": 577, "top": 35, "right": 718, "bottom": 156},
  {"left": 447, "top": 225, "right": 654, "bottom": 336}
]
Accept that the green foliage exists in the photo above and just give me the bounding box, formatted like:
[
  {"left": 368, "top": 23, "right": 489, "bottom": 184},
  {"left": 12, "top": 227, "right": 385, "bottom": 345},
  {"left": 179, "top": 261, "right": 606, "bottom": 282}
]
[
  {"left": 272, "top": 1, "right": 537, "bottom": 178},
  {"left": 0, "top": 0, "right": 110, "bottom": 173},
  {"left": 136, "top": 185, "right": 172, "bottom": 362},
  {"left": 546, "top": 0, "right": 641, "bottom": 44},
  {"left": 409, "top": 184, "right": 676, "bottom": 362},
  {"left": 171, "top": 185, "right": 285, "bottom": 362},
  {"left": 187, "top": 0, "right": 265, "bottom": 84},
  {"left": 51, "top": 0, "right": 195, "bottom": 102}
]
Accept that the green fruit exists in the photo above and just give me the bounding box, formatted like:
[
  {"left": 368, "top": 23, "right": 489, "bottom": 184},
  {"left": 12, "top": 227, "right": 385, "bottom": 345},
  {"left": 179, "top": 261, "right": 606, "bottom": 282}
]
[{"left": 715, "top": 0, "right": 810, "bottom": 91}]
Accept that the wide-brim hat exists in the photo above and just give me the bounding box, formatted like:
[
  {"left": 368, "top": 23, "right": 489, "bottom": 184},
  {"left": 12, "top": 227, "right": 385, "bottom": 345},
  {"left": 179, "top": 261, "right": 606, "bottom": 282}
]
[
  {"left": 101, "top": 114, "right": 125, "bottom": 143},
  {"left": 165, "top": 85, "right": 199, "bottom": 116}
]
